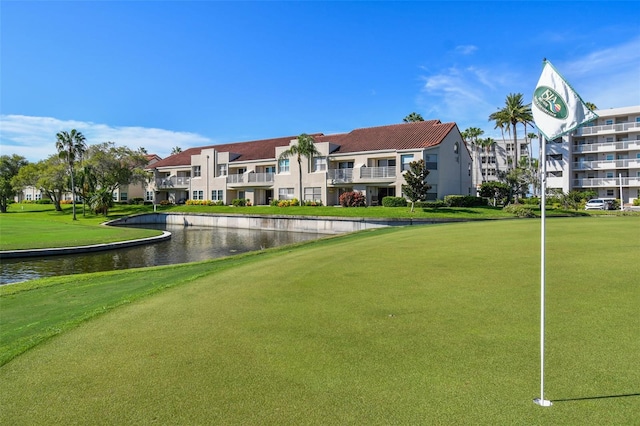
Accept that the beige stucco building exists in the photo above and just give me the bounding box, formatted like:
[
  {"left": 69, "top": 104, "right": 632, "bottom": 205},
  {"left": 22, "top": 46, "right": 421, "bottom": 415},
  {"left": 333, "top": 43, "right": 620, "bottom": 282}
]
[{"left": 147, "top": 120, "right": 473, "bottom": 206}]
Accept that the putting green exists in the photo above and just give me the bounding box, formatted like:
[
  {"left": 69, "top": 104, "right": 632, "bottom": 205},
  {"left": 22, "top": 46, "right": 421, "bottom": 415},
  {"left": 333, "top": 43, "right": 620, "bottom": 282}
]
[{"left": 1, "top": 217, "right": 638, "bottom": 424}]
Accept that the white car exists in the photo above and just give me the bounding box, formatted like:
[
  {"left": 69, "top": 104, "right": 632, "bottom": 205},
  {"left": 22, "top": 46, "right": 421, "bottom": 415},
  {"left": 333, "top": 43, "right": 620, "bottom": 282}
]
[{"left": 584, "top": 199, "right": 609, "bottom": 210}]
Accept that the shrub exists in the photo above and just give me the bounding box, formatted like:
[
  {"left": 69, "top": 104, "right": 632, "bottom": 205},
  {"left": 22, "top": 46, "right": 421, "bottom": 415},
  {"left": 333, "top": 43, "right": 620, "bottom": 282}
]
[
  {"left": 129, "top": 197, "right": 145, "bottom": 205},
  {"left": 419, "top": 200, "right": 446, "bottom": 208},
  {"left": 275, "top": 198, "right": 300, "bottom": 207},
  {"left": 381, "top": 196, "right": 407, "bottom": 207},
  {"left": 503, "top": 204, "right": 536, "bottom": 218},
  {"left": 303, "top": 200, "right": 323, "bottom": 206},
  {"left": 444, "top": 195, "right": 486, "bottom": 207},
  {"left": 232, "top": 198, "right": 247, "bottom": 207},
  {"left": 339, "top": 191, "right": 366, "bottom": 207},
  {"left": 159, "top": 200, "right": 172, "bottom": 206},
  {"left": 633, "top": 199, "right": 640, "bottom": 206}
]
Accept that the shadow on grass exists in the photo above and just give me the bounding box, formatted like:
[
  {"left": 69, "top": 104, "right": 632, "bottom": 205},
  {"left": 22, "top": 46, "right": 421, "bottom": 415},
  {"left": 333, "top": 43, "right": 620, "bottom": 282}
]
[
  {"left": 553, "top": 392, "right": 640, "bottom": 403},
  {"left": 421, "top": 208, "right": 484, "bottom": 215}
]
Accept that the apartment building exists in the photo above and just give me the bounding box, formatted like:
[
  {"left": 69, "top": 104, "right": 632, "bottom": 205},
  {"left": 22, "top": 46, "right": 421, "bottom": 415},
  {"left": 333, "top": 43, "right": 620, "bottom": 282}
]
[
  {"left": 470, "top": 136, "right": 532, "bottom": 191},
  {"left": 147, "top": 120, "right": 473, "bottom": 206},
  {"left": 546, "top": 105, "right": 640, "bottom": 205}
]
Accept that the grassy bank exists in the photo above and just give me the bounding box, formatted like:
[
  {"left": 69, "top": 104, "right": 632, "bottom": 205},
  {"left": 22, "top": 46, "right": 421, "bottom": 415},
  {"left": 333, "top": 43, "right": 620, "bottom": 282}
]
[
  {"left": 1, "top": 217, "right": 638, "bottom": 424},
  {"left": 0, "top": 203, "right": 161, "bottom": 250},
  {"left": 0, "top": 201, "right": 608, "bottom": 251}
]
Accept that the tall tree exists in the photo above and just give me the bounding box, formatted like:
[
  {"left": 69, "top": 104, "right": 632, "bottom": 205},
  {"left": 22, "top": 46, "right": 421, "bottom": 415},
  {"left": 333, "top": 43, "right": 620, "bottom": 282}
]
[
  {"left": 489, "top": 93, "right": 532, "bottom": 170},
  {"left": 403, "top": 112, "right": 424, "bottom": 123},
  {"left": 13, "top": 156, "right": 68, "bottom": 211},
  {"left": 0, "top": 154, "right": 28, "bottom": 213},
  {"left": 55, "top": 129, "right": 87, "bottom": 220},
  {"left": 585, "top": 102, "right": 598, "bottom": 111},
  {"left": 401, "top": 159, "right": 431, "bottom": 212},
  {"left": 278, "top": 133, "right": 321, "bottom": 203},
  {"left": 478, "top": 137, "right": 496, "bottom": 183},
  {"left": 526, "top": 132, "right": 538, "bottom": 170},
  {"left": 462, "top": 127, "right": 484, "bottom": 187},
  {"left": 171, "top": 146, "right": 182, "bottom": 155},
  {"left": 82, "top": 142, "right": 150, "bottom": 195}
]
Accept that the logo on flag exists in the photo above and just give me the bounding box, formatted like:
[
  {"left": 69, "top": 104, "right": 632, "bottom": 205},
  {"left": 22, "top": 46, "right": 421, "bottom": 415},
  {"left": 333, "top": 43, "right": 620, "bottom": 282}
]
[
  {"left": 533, "top": 86, "right": 568, "bottom": 119},
  {"left": 531, "top": 60, "right": 597, "bottom": 140}
]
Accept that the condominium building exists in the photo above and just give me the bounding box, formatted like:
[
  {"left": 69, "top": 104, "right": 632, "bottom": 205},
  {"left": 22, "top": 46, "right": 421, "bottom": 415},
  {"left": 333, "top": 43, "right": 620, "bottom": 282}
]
[
  {"left": 147, "top": 120, "right": 473, "bottom": 206},
  {"left": 470, "top": 136, "right": 532, "bottom": 191},
  {"left": 546, "top": 105, "right": 640, "bottom": 205}
]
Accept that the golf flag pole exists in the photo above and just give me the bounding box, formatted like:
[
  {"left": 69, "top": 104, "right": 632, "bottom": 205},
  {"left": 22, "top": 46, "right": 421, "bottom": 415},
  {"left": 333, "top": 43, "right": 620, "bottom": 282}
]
[{"left": 531, "top": 59, "right": 597, "bottom": 407}]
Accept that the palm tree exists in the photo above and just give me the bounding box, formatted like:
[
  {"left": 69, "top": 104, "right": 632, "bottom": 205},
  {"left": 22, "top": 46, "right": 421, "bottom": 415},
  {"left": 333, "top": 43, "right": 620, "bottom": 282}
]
[
  {"left": 462, "top": 127, "right": 484, "bottom": 188},
  {"left": 489, "top": 93, "right": 532, "bottom": 169},
  {"left": 55, "top": 129, "right": 87, "bottom": 220},
  {"left": 278, "top": 133, "right": 321, "bottom": 204},
  {"left": 171, "top": 146, "right": 182, "bottom": 155},
  {"left": 403, "top": 112, "right": 424, "bottom": 123},
  {"left": 585, "top": 102, "right": 598, "bottom": 111},
  {"left": 478, "top": 137, "right": 496, "bottom": 183},
  {"left": 526, "top": 132, "right": 537, "bottom": 170}
]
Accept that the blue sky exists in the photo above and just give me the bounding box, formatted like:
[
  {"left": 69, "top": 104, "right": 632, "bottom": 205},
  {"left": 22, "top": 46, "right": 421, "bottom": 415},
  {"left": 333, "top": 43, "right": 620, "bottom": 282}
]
[{"left": 2, "top": 1, "right": 639, "bottom": 162}]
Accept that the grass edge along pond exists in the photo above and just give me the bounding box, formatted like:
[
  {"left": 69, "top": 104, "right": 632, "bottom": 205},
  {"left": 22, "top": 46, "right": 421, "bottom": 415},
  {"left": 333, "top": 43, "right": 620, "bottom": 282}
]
[{"left": 1, "top": 217, "right": 639, "bottom": 424}]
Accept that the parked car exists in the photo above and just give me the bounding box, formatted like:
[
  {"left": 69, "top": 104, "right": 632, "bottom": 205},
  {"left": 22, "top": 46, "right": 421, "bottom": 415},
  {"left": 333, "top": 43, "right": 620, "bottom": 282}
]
[{"left": 584, "top": 199, "right": 609, "bottom": 210}]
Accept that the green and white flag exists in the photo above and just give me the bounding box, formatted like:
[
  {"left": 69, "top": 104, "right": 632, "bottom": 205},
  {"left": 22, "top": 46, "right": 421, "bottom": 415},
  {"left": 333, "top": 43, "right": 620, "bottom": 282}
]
[{"left": 532, "top": 60, "right": 598, "bottom": 140}]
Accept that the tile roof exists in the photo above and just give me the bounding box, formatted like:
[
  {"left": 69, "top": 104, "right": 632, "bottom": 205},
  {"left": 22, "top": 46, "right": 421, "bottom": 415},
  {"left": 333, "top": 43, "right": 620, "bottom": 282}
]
[
  {"left": 148, "top": 121, "right": 456, "bottom": 168},
  {"left": 316, "top": 120, "right": 456, "bottom": 154}
]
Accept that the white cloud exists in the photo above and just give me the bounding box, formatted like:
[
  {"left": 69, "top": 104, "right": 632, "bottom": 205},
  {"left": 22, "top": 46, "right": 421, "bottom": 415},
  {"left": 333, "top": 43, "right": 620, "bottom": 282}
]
[
  {"left": 0, "top": 115, "right": 213, "bottom": 162},
  {"left": 557, "top": 36, "right": 640, "bottom": 109},
  {"left": 455, "top": 45, "right": 478, "bottom": 55}
]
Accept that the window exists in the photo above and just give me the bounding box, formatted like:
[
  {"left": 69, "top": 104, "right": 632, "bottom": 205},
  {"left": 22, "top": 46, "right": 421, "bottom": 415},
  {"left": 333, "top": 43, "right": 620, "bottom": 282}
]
[
  {"left": 605, "top": 119, "right": 613, "bottom": 125},
  {"left": 217, "top": 164, "right": 227, "bottom": 176},
  {"left": 112, "top": 192, "right": 118, "bottom": 201},
  {"left": 606, "top": 172, "right": 614, "bottom": 178},
  {"left": 192, "top": 190, "right": 203, "bottom": 200},
  {"left": 279, "top": 159, "right": 290, "bottom": 173},
  {"left": 26, "top": 194, "right": 32, "bottom": 201},
  {"left": 548, "top": 154, "right": 562, "bottom": 161},
  {"left": 145, "top": 191, "right": 154, "bottom": 202},
  {"left": 278, "top": 187, "right": 295, "bottom": 200},
  {"left": 120, "top": 192, "right": 128, "bottom": 201},
  {"left": 606, "top": 189, "right": 614, "bottom": 197},
  {"left": 304, "top": 187, "right": 322, "bottom": 201},
  {"left": 265, "top": 166, "right": 276, "bottom": 174},
  {"left": 377, "top": 159, "right": 396, "bottom": 167},
  {"left": 313, "top": 157, "right": 327, "bottom": 172},
  {"left": 606, "top": 137, "right": 614, "bottom": 142},
  {"left": 424, "top": 154, "right": 438, "bottom": 170},
  {"left": 337, "top": 161, "right": 354, "bottom": 169},
  {"left": 606, "top": 154, "right": 614, "bottom": 161},
  {"left": 35, "top": 193, "right": 42, "bottom": 200},
  {"left": 401, "top": 154, "right": 413, "bottom": 171},
  {"left": 211, "top": 190, "right": 223, "bottom": 201},
  {"left": 192, "top": 166, "right": 201, "bottom": 177}
]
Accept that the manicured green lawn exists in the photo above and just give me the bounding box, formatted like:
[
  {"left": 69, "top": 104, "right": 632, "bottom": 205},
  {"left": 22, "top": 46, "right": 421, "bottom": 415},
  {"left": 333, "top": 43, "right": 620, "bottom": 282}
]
[
  {"left": 1, "top": 217, "right": 638, "bottom": 424},
  {"left": 1, "top": 201, "right": 611, "bottom": 251},
  {"left": 0, "top": 204, "right": 161, "bottom": 250}
]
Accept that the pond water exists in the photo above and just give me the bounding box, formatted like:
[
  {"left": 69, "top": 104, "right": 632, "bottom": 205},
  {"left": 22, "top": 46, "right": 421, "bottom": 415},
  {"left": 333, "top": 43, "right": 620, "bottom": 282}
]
[{"left": 0, "top": 224, "right": 323, "bottom": 285}]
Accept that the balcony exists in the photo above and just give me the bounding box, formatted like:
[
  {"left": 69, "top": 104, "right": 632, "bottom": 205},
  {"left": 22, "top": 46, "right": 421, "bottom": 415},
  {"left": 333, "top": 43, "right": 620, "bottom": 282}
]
[
  {"left": 328, "top": 166, "right": 396, "bottom": 184},
  {"left": 227, "top": 172, "right": 275, "bottom": 187},
  {"left": 573, "top": 140, "right": 640, "bottom": 153},
  {"left": 573, "top": 177, "right": 640, "bottom": 188},
  {"left": 573, "top": 158, "right": 640, "bottom": 171},
  {"left": 156, "top": 176, "right": 190, "bottom": 188},
  {"left": 359, "top": 166, "right": 396, "bottom": 180},
  {"left": 575, "top": 121, "right": 640, "bottom": 136}
]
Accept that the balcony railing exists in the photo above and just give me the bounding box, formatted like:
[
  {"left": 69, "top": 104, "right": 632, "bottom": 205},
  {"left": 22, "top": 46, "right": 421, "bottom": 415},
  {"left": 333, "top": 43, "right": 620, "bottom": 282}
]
[
  {"left": 573, "top": 177, "right": 640, "bottom": 187},
  {"left": 573, "top": 159, "right": 640, "bottom": 170},
  {"left": 359, "top": 166, "right": 396, "bottom": 179},
  {"left": 156, "top": 176, "right": 190, "bottom": 188},
  {"left": 328, "top": 166, "right": 397, "bottom": 184},
  {"left": 573, "top": 140, "right": 640, "bottom": 153},
  {"left": 328, "top": 168, "right": 354, "bottom": 183},
  {"left": 227, "top": 172, "right": 275, "bottom": 186},
  {"left": 575, "top": 121, "right": 640, "bottom": 135}
]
